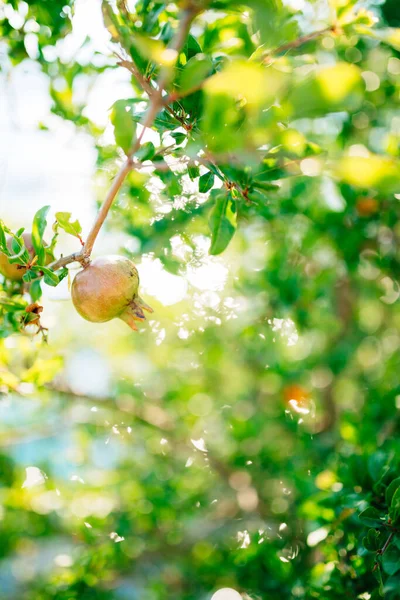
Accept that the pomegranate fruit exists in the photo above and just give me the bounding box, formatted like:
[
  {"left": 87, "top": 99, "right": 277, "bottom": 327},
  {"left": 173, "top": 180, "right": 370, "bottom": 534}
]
[
  {"left": 71, "top": 255, "right": 153, "bottom": 331},
  {"left": 0, "top": 233, "right": 51, "bottom": 281}
]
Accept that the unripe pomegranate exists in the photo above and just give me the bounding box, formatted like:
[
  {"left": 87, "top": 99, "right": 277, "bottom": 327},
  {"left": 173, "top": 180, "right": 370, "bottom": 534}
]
[
  {"left": 0, "top": 233, "right": 51, "bottom": 281},
  {"left": 71, "top": 255, "right": 153, "bottom": 331}
]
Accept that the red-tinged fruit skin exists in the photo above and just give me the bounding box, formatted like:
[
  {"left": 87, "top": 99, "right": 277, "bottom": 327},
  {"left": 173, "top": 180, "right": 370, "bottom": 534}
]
[
  {"left": 71, "top": 255, "right": 153, "bottom": 331},
  {"left": 0, "top": 233, "right": 51, "bottom": 281}
]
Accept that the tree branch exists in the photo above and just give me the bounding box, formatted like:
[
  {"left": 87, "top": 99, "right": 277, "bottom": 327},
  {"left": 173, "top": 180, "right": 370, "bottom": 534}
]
[
  {"left": 380, "top": 531, "right": 395, "bottom": 555},
  {"left": 49, "top": 6, "right": 197, "bottom": 272},
  {"left": 115, "top": 54, "right": 154, "bottom": 97},
  {"left": 49, "top": 158, "right": 134, "bottom": 270},
  {"left": 83, "top": 157, "right": 133, "bottom": 258},
  {"left": 48, "top": 251, "right": 86, "bottom": 271},
  {"left": 373, "top": 531, "right": 395, "bottom": 572},
  {"left": 264, "top": 26, "right": 335, "bottom": 63}
]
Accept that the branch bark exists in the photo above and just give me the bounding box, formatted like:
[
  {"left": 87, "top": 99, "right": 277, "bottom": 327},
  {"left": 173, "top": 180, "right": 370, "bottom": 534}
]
[
  {"left": 115, "top": 56, "right": 154, "bottom": 97},
  {"left": 83, "top": 157, "right": 133, "bottom": 258}
]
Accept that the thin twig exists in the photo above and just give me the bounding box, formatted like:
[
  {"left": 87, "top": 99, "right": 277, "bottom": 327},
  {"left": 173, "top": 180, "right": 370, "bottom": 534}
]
[
  {"left": 48, "top": 251, "right": 85, "bottom": 271},
  {"left": 164, "top": 80, "right": 207, "bottom": 105},
  {"left": 373, "top": 531, "right": 395, "bottom": 572},
  {"left": 115, "top": 57, "right": 154, "bottom": 96},
  {"left": 263, "top": 26, "right": 334, "bottom": 63},
  {"left": 379, "top": 531, "right": 395, "bottom": 556}
]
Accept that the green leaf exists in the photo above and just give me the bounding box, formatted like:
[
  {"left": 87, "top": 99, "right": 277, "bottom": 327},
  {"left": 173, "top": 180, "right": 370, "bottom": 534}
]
[
  {"left": 8, "top": 241, "right": 29, "bottom": 265},
  {"left": 383, "top": 547, "right": 400, "bottom": 576},
  {"left": 30, "top": 280, "right": 42, "bottom": 302},
  {"left": 359, "top": 506, "right": 384, "bottom": 527},
  {"left": 356, "top": 25, "right": 400, "bottom": 52},
  {"left": 363, "top": 528, "right": 382, "bottom": 551},
  {"left": 252, "top": 181, "right": 280, "bottom": 192},
  {"left": 0, "top": 221, "right": 7, "bottom": 250},
  {"left": 55, "top": 212, "right": 83, "bottom": 240},
  {"left": 0, "top": 295, "right": 27, "bottom": 311},
  {"left": 384, "top": 572, "right": 400, "bottom": 596},
  {"left": 57, "top": 267, "right": 69, "bottom": 282},
  {"left": 368, "top": 451, "right": 390, "bottom": 482},
  {"left": 375, "top": 564, "right": 384, "bottom": 597},
  {"left": 22, "top": 270, "right": 37, "bottom": 283},
  {"left": 188, "top": 165, "right": 200, "bottom": 180},
  {"left": 199, "top": 172, "right": 215, "bottom": 193},
  {"left": 334, "top": 154, "right": 400, "bottom": 194},
  {"left": 204, "top": 162, "right": 222, "bottom": 180},
  {"left": 34, "top": 266, "right": 59, "bottom": 287},
  {"left": 179, "top": 55, "right": 213, "bottom": 94},
  {"left": 135, "top": 142, "right": 156, "bottom": 162},
  {"left": 255, "top": 160, "right": 288, "bottom": 182},
  {"left": 182, "top": 34, "right": 202, "bottom": 60},
  {"left": 111, "top": 100, "right": 137, "bottom": 154},
  {"left": 286, "top": 63, "right": 363, "bottom": 118},
  {"left": 379, "top": 27, "right": 400, "bottom": 51},
  {"left": 386, "top": 478, "right": 400, "bottom": 507},
  {"left": 155, "top": 168, "right": 182, "bottom": 197},
  {"left": 159, "top": 255, "right": 182, "bottom": 275},
  {"left": 251, "top": 0, "right": 299, "bottom": 49},
  {"left": 170, "top": 132, "right": 186, "bottom": 145},
  {"left": 142, "top": 2, "right": 165, "bottom": 33},
  {"left": 209, "top": 190, "right": 237, "bottom": 255},
  {"left": 205, "top": 59, "right": 286, "bottom": 109},
  {"left": 131, "top": 33, "right": 166, "bottom": 64},
  {"left": 154, "top": 110, "right": 178, "bottom": 131},
  {"left": 202, "top": 61, "right": 286, "bottom": 153},
  {"left": 390, "top": 488, "right": 400, "bottom": 525},
  {"left": 32, "top": 205, "right": 50, "bottom": 265}
]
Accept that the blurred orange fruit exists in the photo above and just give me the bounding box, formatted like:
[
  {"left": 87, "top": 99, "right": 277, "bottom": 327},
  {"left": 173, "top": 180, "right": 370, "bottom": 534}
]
[{"left": 356, "top": 197, "right": 379, "bottom": 217}]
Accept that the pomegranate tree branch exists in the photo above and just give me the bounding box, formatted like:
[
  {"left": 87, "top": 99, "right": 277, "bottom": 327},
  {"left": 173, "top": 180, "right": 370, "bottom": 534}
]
[
  {"left": 49, "top": 159, "right": 135, "bottom": 270},
  {"left": 380, "top": 532, "right": 395, "bottom": 555},
  {"left": 82, "top": 158, "right": 133, "bottom": 258},
  {"left": 48, "top": 251, "right": 85, "bottom": 271},
  {"left": 115, "top": 55, "right": 154, "bottom": 97},
  {"left": 49, "top": 6, "right": 197, "bottom": 273},
  {"left": 135, "top": 6, "right": 198, "bottom": 142},
  {"left": 264, "top": 26, "right": 335, "bottom": 62}
]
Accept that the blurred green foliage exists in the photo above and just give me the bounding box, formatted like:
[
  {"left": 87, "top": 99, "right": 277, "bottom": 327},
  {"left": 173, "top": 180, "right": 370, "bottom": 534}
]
[{"left": 1, "top": 0, "right": 400, "bottom": 598}]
